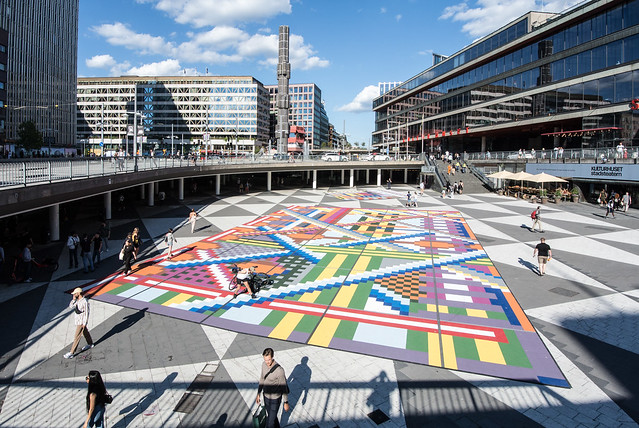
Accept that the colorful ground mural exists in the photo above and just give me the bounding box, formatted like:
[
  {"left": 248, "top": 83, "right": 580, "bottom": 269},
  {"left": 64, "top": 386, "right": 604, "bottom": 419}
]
[
  {"left": 86, "top": 205, "right": 568, "bottom": 387},
  {"left": 330, "top": 190, "right": 396, "bottom": 200}
]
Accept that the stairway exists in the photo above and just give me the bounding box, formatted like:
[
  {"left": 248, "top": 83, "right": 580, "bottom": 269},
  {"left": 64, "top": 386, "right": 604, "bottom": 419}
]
[{"left": 434, "top": 159, "right": 493, "bottom": 194}]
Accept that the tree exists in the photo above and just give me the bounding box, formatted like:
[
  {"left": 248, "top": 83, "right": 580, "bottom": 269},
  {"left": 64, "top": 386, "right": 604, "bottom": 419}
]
[{"left": 18, "top": 121, "right": 43, "bottom": 151}]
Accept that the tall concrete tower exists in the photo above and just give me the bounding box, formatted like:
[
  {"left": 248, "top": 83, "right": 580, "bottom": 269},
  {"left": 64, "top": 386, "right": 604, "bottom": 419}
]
[{"left": 276, "top": 25, "right": 290, "bottom": 154}]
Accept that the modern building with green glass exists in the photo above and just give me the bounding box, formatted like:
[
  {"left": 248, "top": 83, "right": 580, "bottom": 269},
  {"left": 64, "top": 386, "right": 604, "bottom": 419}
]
[{"left": 372, "top": 0, "right": 639, "bottom": 155}]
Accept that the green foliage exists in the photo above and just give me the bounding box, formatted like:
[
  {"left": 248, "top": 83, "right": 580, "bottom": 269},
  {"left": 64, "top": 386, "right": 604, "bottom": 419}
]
[
  {"left": 18, "top": 121, "right": 43, "bottom": 151},
  {"left": 554, "top": 188, "right": 562, "bottom": 197},
  {"left": 571, "top": 186, "right": 580, "bottom": 195},
  {"left": 539, "top": 189, "right": 548, "bottom": 197}
]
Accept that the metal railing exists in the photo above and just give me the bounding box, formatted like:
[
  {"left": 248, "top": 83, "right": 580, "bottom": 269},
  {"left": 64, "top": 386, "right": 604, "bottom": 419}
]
[
  {"left": 0, "top": 154, "right": 422, "bottom": 189},
  {"left": 464, "top": 146, "right": 639, "bottom": 162}
]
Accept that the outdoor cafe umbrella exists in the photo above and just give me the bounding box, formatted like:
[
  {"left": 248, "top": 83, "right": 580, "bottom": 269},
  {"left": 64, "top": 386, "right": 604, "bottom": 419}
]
[
  {"left": 487, "top": 170, "right": 515, "bottom": 191},
  {"left": 528, "top": 172, "right": 568, "bottom": 194},
  {"left": 487, "top": 170, "right": 515, "bottom": 179},
  {"left": 509, "top": 171, "right": 534, "bottom": 188}
]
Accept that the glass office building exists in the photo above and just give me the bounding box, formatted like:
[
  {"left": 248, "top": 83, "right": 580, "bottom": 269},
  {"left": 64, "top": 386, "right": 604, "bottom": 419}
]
[
  {"left": 373, "top": 0, "right": 639, "bottom": 154},
  {"left": 0, "top": 0, "right": 79, "bottom": 153},
  {"left": 77, "top": 76, "right": 271, "bottom": 155},
  {"left": 266, "top": 83, "right": 330, "bottom": 149}
]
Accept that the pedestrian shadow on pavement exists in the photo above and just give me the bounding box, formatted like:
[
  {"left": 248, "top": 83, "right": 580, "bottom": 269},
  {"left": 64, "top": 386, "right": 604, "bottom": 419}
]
[
  {"left": 112, "top": 371, "right": 178, "bottom": 428},
  {"left": 96, "top": 308, "right": 147, "bottom": 346},
  {"left": 280, "top": 356, "right": 312, "bottom": 427},
  {"left": 365, "top": 370, "right": 392, "bottom": 423},
  {"left": 520, "top": 224, "right": 534, "bottom": 232},
  {"left": 517, "top": 257, "right": 539, "bottom": 275}
]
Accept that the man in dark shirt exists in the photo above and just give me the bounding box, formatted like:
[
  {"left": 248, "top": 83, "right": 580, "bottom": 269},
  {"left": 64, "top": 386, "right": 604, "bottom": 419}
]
[{"left": 533, "top": 237, "right": 552, "bottom": 276}]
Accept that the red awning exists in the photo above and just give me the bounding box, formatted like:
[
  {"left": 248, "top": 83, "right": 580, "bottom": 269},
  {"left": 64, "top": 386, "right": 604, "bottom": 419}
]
[{"left": 541, "top": 127, "right": 622, "bottom": 136}]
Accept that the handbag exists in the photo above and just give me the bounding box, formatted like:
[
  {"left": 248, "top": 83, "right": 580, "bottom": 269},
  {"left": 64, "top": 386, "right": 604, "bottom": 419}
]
[
  {"left": 118, "top": 248, "right": 125, "bottom": 261},
  {"left": 252, "top": 404, "right": 267, "bottom": 428},
  {"left": 104, "top": 393, "right": 113, "bottom": 404}
]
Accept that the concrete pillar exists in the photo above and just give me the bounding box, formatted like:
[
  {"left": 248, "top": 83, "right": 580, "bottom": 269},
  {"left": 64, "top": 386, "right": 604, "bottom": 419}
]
[
  {"left": 341, "top": 169, "right": 345, "bottom": 185},
  {"left": 140, "top": 184, "right": 145, "bottom": 199},
  {"left": 377, "top": 169, "right": 382, "bottom": 186},
  {"left": 154, "top": 182, "right": 159, "bottom": 194},
  {"left": 267, "top": 171, "right": 272, "bottom": 191},
  {"left": 147, "top": 182, "right": 155, "bottom": 206},
  {"left": 366, "top": 169, "right": 370, "bottom": 184},
  {"left": 49, "top": 204, "right": 60, "bottom": 242},
  {"left": 178, "top": 178, "right": 184, "bottom": 200},
  {"left": 349, "top": 169, "right": 354, "bottom": 187},
  {"left": 170, "top": 180, "right": 175, "bottom": 189},
  {"left": 215, "top": 174, "right": 221, "bottom": 195},
  {"left": 313, "top": 170, "right": 317, "bottom": 189},
  {"left": 481, "top": 136, "right": 487, "bottom": 152},
  {"left": 104, "top": 192, "right": 112, "bottom": 220},
  {"left": 404, "top": 168, "right": 408, "bottom": 183}
]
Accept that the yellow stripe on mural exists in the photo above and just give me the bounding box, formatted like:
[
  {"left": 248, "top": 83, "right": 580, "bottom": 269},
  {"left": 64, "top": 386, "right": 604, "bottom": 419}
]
[
  {"left": 352, "top": 255, "right": 370, "bottom": 272},
  {"left": 308, "top": 317, "right": 341, "bottom": 347},
  {"left": 441, "top": 334, "right": 457, "bottom": 370},
  {"left": 316, "top": 254, "right": 347, "bottom": 280},
  {"left": 331, "top": 283, "right": 358, "bottom": 308},
  {"left": 475, "top": 339, "right": 506, "bottom": 365},
  {"left": 269, "top": 312, "right": 304, "bottom": 340},
  {"left": 299, "top": 289, "right": 322, "bottom": 303},
  {"left": 164, "top": 293, "right": 192, "bottom": 307},
  {"left": 428, "top": 332, "right": 442, "bottom": 367},
  {"left": 466, "top": 309, "right": 487, "bottom": 318}
]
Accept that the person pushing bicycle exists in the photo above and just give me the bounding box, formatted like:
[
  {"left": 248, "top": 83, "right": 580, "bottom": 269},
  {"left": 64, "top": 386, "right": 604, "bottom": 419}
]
[{"left": 237, "top": 265, "right": 257, "bottom": 298}]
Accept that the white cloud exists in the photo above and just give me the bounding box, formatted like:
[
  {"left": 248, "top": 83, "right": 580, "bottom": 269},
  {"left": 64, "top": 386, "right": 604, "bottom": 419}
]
[
  {"left": 381, "top": 7, "right": 387, "bottom": 13},
  {"left": 140, "top": 0, "right": 292, "bottom": 28},
  {"left": 86, "top": 54, "right": 116, "bottom": 68},
  {"left": 91, "top": 22, "right": 174, "bottom": 55},
  {"left": 125, "top": 59, "right": 197, "bottom": 76},
  {"left": 240, "top": 33, "right": 329, "bottom": 71},
  {"left": 337, "top": 85, "right": 379, "bottom": 113},
  {"left": 439, "top": 0, "right": 582, "bottom": 38},
  {"left": 395, "top": 14, "right": 402, "bottom": 21}
]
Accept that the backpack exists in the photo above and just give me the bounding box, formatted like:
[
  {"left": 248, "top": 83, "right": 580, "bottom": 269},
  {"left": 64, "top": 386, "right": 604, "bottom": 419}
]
[{"left": 531, "top": 210, "right": 537, "bottom": 219}]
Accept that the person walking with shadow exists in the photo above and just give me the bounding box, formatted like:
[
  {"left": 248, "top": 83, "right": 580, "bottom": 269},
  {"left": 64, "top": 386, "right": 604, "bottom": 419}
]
[
  {"left": 164, "top": 228, "right": 177, "bottom": 259},
  {"left": 256, "top": 348, "right": 290, "bottom": 428},
  {"left": 531, "top": 206, "right": 543, "bottom": 232},
  {"left": 64, "top": 288, "right": 95, "bottom": 359},
  {"left": 188, "top": 209, "right": 198, "bottom": 233},
  {"left": 533, "top": 237, "right": 552, "bottom": 276},
  {"left": 121, "top": 239, "right": 136, "bottom": 275},
  {"left": 82, "top": 370, "right": 108, "bottom": 428}
]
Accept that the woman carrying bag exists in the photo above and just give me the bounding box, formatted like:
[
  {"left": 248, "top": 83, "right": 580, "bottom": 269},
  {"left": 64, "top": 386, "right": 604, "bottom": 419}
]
[{"left": 83, "top": 370, "right": 111, "bottom": 428}]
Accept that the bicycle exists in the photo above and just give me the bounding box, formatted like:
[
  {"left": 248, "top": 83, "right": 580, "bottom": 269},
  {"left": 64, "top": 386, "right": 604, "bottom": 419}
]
[
  {"left": 229, "top": 264, "right": 274, "bottom": 298},
  {"left": 10, "top": 257, "right": 59, "bottom": 284}
]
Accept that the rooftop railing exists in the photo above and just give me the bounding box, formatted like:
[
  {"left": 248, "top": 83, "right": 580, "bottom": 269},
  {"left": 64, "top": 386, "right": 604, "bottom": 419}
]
[
  {"left": 0, "top": 153, "right": 424, "bottom": 189},
  {"left": 463, "top": 146, "right": 639, "bottom": 162}
]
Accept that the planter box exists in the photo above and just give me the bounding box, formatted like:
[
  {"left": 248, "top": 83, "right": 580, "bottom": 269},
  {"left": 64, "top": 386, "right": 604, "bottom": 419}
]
[{"left": 571, "top": 195, "right": 579, "bottom": 202}]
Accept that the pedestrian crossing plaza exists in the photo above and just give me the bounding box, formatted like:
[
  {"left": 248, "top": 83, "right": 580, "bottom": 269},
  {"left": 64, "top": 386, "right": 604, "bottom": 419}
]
[
  {"left": 85, "top": 202, "right": 567, "bottom": 386},
  {"left": 2, "top": 185, "right": 638, "bottom": 427}
]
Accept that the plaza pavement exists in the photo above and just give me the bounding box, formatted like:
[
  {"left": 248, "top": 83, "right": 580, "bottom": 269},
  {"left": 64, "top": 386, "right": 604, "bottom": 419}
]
[{"left": 0, "top": 185, "right": 638, "bottom": 427}]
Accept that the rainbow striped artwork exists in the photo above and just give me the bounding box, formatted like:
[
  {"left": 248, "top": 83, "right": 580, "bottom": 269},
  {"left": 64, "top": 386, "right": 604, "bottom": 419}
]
[
  {"left": 330, "top": 190, "right": 395, "bottom": 200},
  {"left": 86, "top": 206, "right": 568, "bottom": 387}
]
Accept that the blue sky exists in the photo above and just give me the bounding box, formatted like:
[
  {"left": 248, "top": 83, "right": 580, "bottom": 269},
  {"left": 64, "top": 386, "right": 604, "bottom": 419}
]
[{"left": 78, "top": 0, "right": 581, "bottom": 146}]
